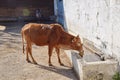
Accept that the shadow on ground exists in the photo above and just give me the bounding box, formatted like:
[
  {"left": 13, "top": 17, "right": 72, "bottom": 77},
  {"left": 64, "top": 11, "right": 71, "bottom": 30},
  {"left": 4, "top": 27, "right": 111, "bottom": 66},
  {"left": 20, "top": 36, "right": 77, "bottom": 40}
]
[{"left": 36, "top": 64, "right": 77, "bottom": 80}]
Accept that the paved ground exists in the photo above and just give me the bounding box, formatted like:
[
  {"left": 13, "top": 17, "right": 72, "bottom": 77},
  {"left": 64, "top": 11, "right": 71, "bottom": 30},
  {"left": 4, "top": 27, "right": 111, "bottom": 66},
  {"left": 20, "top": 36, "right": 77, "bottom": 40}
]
[{"left": 0, "top": 22, "right": 78, "bottom": 80}]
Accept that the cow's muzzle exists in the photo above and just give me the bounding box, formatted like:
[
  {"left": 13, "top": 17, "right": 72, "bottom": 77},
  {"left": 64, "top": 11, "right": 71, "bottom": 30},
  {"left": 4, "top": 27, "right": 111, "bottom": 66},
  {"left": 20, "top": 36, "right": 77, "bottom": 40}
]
[{"left": 79, "top": 50, "right": 84, "bottom": 57}]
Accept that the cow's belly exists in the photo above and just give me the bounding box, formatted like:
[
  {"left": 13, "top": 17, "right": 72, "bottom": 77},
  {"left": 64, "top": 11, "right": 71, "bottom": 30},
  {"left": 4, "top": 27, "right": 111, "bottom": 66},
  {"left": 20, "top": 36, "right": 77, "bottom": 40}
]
[{"left": 31, "top": 35, "right": 49, "bottom": 46}]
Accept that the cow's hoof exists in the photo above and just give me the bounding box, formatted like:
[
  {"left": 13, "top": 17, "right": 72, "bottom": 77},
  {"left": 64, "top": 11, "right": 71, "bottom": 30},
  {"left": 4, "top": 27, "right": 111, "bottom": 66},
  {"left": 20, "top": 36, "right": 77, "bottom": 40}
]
[
  {"left": 49, "top": 63, "right": 53, "bottom": 66},
  {"left": 33, "top": 62, "right": 38, "bottom": 65},
  {"left": 60, "top": 63, "right": 64, "bottom": 66},
  {"left": 27, "top": 59, "right": 31, "bottom": 63}
]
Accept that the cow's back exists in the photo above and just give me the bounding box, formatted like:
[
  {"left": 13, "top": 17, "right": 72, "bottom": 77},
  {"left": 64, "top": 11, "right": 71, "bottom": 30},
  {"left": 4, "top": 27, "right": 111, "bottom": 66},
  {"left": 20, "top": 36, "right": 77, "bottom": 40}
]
[
  {"left": 22, "top": 23, "right": 63, "bottom": 46},
  {"left": 26, "top": 23, "right": 53, "bottom": 46}
]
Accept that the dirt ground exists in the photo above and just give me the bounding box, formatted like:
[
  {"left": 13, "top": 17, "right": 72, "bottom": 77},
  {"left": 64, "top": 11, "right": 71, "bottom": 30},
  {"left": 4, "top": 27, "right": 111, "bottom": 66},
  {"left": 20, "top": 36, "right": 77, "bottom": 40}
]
[{"left": 0, "top": 22, "right": 78, "bottom": 80}]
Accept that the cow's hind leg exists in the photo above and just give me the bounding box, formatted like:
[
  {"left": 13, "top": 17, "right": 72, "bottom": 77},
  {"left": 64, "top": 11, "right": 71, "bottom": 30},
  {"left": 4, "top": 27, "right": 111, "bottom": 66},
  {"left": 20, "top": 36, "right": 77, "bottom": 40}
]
[
  {"left": 28, "top": 44, "right": 38, "bottom": 64},
  {"left": 48, "top": 45, "right": 54, "bottom": 66},
  {"left": 55, "top": 47, "right": 64, "bottom": 66},
  {"left": 26, "top": 45, "right": 31, "bottom": 63}
]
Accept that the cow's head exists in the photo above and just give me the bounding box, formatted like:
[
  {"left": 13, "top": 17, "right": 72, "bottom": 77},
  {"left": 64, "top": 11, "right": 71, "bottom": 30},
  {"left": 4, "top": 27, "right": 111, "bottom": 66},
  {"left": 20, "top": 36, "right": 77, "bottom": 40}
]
[{"left": 71, "top": 35, "right": 84, "bottom": 57}]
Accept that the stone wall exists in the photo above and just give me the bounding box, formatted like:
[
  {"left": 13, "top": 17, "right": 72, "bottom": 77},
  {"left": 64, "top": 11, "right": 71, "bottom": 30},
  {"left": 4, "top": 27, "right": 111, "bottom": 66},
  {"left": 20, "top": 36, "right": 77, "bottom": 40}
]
[{"left": 63, "top": 0, "right": 120, "bottom": 64}]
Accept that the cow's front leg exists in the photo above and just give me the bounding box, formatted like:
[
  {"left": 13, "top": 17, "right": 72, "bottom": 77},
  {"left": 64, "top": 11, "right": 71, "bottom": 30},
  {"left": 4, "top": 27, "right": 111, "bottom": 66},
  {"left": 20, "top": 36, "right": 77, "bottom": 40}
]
[
  {"left": 48, "top": 45, "right": 53, "bottom": 66},
  {"left": 55, "top": 47, "right": 64, "bottom": 66}
]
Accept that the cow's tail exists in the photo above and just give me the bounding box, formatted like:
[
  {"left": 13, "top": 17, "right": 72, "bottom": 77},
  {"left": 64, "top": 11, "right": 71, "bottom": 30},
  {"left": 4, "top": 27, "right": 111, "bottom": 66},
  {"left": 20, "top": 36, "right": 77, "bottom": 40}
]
[{"left": 21, "top": 31, "right": 25, "bottom": 54}]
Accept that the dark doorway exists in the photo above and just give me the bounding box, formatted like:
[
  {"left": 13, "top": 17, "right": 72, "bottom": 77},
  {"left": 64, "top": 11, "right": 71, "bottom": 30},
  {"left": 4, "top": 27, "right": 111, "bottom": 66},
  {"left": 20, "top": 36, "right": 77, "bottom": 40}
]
[{"left": 0, "top": 0, "right": 54, "bottom": 22}]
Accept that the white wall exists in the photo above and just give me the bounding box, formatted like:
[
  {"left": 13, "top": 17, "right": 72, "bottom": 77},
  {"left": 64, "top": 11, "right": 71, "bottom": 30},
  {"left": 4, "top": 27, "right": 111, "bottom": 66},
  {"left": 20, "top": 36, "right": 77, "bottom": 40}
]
[
  {"left": 63, "top": 0, "right": 120, "bottom": 63},
  {"left": 110, "top": 0, "right": 120, "bottom": 64}
]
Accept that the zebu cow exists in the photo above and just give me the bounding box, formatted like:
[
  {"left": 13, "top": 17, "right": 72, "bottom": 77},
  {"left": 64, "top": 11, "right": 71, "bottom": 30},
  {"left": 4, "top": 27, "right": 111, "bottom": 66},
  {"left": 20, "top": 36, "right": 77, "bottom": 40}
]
[{"left": 21, "top": 23, "right": 84, "bottom": 66}]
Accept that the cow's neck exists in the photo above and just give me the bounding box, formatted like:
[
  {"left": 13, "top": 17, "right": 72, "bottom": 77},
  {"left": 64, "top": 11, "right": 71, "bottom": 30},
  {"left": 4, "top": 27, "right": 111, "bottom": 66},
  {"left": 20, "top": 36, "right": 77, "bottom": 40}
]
[{"left": 59, "top": 31, "right": 74, "bottom": 45}]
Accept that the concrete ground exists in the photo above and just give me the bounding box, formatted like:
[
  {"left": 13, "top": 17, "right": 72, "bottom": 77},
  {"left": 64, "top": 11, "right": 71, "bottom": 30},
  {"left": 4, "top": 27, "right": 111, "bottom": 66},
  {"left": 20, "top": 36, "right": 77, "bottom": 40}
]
[{"left": 0, "top": 22, "right": 78, "bottom": 80}]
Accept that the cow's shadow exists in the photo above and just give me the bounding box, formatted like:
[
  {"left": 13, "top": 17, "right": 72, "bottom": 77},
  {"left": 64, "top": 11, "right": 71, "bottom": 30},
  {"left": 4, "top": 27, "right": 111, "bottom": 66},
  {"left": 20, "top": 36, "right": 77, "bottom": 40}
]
[{"left": 35, "top": 64, "right": 78, "bottom": 80}]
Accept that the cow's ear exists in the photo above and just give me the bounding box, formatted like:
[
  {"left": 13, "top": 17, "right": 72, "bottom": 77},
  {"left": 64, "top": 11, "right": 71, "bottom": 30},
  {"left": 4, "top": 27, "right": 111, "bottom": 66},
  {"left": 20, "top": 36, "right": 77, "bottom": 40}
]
[
  {"left": 72, "top": 37, "right": 77, "bottom": 43},
  {"left": 81, "top": 43, "right": 83, "bottom": 46},
  {"left": 76, "top": 35, "right": 79, "bottom": 38}
]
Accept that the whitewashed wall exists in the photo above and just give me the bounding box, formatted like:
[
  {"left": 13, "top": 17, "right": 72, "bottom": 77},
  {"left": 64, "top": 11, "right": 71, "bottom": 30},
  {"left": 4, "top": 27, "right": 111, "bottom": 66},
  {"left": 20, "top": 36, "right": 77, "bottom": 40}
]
[{"left": 63, "top": 0, "right": 120, "bottom": 63}]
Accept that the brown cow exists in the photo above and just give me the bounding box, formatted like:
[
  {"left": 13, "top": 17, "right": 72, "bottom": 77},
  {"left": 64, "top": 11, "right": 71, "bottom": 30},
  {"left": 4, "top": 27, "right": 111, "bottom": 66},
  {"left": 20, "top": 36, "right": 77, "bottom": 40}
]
[{"left": 21, "top": 23, "right": 84, "bottom": 66}]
